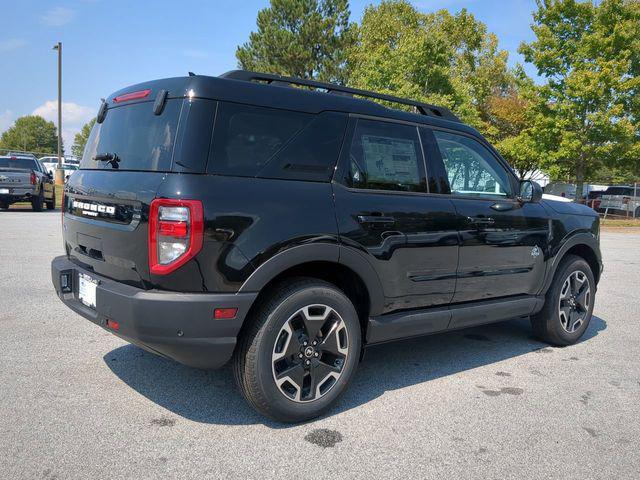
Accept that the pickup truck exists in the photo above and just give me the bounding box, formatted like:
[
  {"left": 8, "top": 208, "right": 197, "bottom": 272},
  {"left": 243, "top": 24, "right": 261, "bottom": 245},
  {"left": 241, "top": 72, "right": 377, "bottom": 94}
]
[{"left": 0, "top": 155, "right": 56, "bottom": 211}]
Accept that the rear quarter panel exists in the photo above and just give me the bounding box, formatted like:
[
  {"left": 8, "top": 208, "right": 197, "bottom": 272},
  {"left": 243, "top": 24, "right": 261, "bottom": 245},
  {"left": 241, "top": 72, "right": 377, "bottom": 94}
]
[{"left": 156, "top": 174, "right": 339, "bottom": 292}]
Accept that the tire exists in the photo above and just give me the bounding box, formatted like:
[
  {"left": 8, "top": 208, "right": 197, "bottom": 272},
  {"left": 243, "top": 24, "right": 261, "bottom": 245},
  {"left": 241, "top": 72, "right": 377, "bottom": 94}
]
[
  {"left": 46, "top": 190, "right": 56, "bottom": 210},
  {"left": 31, "top": 190, "right": 44, "bottom": 212},
  {"left": 0, "top": 201, "right": 9, "bottom": 210},
  {"left": 531, "top": 255, "right": 595, "bottom": 346},
  {"left": 233, "top": 278, "right": 361, "bottom": 423}
]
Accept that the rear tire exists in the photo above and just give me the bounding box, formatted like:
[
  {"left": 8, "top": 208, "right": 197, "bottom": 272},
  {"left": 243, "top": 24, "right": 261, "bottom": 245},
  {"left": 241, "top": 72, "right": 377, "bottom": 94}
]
[
  {"left": 0, "top": 201, "right": 9, "bottom": 210},
  {"left": 233, "top": 278, "right": 361, "bottom": 423},
  {"left": 46, "top": 190, "right": 56, "bottom": 210},
  {"left": 531, "top": 255, "right": 595, "bottom": 346},
  {"left": 31, "top": 190, "right": 44, "bottom": 212}
]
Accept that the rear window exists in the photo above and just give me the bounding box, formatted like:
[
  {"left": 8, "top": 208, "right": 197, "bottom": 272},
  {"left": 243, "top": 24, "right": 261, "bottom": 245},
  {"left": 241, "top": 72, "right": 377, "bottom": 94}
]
[
  {"left": 81, "top": 99, "right": 182, "bottom": 171},
  {"left": 208, "top": 102, "right": 311, "bottom": 177},
  {"left": 0, "top": 157, "right": 39, "bottom": 170}
]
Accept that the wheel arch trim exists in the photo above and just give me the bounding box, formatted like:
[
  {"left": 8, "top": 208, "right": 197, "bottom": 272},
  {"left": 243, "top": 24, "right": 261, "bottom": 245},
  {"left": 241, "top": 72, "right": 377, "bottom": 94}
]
[
  {"left": 540, "top": 231, "right": 601, "bottom": 295},
  {"left": 237, "top": 243, "right": 385, "bottom": 315}
]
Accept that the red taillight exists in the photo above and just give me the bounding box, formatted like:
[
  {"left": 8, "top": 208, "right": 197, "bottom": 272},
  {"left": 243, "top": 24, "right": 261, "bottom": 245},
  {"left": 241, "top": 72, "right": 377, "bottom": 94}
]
[
  {"left": 148, "top": 198, "right": 204, "bottom": 275},
  {"left": 113, "top": 89, "right": 152, "bottom": 103},
  {"left": 106, "top": 319, "right": 120, "bottom": 331},
  {"left": 30, "top": 170, "right": 36, "bottom": 185},
  {"left": 158, "top": 220, "right": 188, "bottom": 237},
  {"left": 214, "top": 308, "right": 238, "bottom": 320}
]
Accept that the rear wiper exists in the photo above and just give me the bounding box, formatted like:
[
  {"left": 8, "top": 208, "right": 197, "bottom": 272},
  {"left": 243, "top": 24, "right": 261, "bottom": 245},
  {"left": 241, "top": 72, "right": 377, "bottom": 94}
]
[{"left": 93, "top": 152, "right": 120, "bottom": 169}]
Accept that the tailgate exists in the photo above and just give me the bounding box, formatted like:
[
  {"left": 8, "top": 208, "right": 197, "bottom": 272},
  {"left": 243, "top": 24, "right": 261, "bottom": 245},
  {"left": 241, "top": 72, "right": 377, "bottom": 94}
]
[
  {"left": 0, "top": 169, "right": 31, "bottom": 190},
  {"left": 64, "top": 170, "right": 166, "bottom": 288}
]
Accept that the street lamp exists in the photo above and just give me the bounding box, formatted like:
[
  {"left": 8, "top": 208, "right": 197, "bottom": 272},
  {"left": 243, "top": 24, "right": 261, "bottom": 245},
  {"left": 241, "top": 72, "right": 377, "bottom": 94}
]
[{"left": 52, "top": 42, "right": 64, "bottom": 185}]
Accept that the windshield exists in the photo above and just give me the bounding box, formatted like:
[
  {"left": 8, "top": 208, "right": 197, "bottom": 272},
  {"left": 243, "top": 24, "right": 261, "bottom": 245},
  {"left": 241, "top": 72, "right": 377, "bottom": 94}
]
[
  {"left": 81, "top": 99, "right": 181, "bottom": 171},
  {"left": 0, "top": 157, "right": 38, "bottom": 170}
]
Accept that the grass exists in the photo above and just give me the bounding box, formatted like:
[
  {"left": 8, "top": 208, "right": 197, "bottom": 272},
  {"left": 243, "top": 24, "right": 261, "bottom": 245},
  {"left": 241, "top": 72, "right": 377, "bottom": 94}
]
[{"left": 600, "top": 217, "right": 640, "bottom": 229}]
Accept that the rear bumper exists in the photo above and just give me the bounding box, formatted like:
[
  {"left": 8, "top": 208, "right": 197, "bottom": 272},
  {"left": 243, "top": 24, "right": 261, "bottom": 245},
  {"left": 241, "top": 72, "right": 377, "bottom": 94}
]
[
  {"left": 51, "top": 255, "right": 257, "bottom": 369},
  {"left": 0, "top": 188, "right": 36, "bottom": 203}
]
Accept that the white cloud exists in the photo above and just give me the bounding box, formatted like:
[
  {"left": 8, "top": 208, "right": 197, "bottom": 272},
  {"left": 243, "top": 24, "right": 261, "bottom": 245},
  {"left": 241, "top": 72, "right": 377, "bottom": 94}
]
[
  {"left": 0, "top": 110, "right": 15, "bottom": 134},
  {"left": 40, "top": 7, "right": 76, "bottom": 27},
  {"left": 32, "top": 101, "right": 94, "bottom": 152},
  {"left": 0, "top": 39, "right": 27, "bottom": 53}
]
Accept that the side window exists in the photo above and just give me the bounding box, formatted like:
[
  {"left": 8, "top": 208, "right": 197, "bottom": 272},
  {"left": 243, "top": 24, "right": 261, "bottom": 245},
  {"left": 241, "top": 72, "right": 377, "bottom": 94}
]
[
  {"left": 257, "top": 112, "right": 348, "bottom": 182},
  {"left": 433, "top": 130, "right": 513, "bottom": 198},
  {"left": 346, "top": 119, "right": 426, "bottom": 192},
  {"left": 209, "top": 102, "right": 310, "bottom": 177}
]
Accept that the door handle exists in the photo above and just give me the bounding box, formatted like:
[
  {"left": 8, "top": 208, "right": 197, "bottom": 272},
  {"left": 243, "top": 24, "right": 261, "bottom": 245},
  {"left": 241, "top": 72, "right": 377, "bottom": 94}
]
[
  {"left": 467, "top": 216, "right": 495, "bottom": 226},
  {"left": 357, "top": 214, "right": 396, "bottom": 224}
]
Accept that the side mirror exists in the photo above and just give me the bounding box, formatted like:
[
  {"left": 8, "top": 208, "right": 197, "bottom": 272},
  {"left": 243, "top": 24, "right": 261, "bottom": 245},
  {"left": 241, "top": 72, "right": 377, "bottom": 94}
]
[
  {"left": 46, "top": 171, "right": 53, "bottom": 179},
  {"left": 519, "top": 180, "right": 543, "bottom": 203}
]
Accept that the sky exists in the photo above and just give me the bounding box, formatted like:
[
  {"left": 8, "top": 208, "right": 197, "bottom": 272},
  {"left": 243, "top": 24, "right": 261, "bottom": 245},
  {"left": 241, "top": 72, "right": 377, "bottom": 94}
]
[{"left": 0, "top": 0, "right": 539, "bottom": 151}]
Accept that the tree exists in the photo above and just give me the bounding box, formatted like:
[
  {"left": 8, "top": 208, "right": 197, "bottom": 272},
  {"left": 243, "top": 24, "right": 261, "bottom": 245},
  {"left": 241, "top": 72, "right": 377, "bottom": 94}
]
[
  {"left": 72, "top": 118, "right": 95, "bottom": 158},
  {"left": 346, "top": 1, "right": 512, "bottom": 131},
  {"left": 0, "top": 115, "right": 61, "bottom": 154},
  {"left": 519, "top": 0, "right": 640, "bottom": 198},
  {"left": 236, "top": 0, "right": 354, "bottom": 83}
]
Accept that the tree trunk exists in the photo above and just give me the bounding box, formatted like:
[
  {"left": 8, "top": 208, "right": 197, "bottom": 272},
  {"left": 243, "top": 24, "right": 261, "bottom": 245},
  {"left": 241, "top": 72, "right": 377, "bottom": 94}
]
[{"left": 575, "top": 160, "right": 585, "bottom": 202}]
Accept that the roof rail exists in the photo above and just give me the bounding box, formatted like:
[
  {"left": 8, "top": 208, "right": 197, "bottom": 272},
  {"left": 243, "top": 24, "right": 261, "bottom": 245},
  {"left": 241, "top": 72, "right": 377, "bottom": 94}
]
[{"left": 219, "top": 70, "right": 460, "bottom": 122}]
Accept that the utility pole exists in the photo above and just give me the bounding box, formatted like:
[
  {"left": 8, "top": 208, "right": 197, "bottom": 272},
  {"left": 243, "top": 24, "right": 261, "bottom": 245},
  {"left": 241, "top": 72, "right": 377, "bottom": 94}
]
[{"left": 53, "top": 42, "right": 64, "bottom": 185}]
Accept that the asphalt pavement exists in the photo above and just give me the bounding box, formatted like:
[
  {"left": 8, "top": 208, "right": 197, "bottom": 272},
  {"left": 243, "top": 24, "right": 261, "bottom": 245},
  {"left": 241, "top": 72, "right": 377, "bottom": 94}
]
[{"left": 1, "top": 209, "right": 639, "bottom": 479}]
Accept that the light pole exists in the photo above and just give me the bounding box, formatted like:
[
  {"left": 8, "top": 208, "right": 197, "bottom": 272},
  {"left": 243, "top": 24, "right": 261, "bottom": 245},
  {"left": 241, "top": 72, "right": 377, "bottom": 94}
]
[{"left": 52, "top": 42, "right": 64, "bottom": 185}]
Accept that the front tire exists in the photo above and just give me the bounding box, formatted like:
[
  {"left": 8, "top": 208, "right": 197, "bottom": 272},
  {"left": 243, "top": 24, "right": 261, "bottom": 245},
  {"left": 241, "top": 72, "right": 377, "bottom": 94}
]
[
  {"left": 233, "top": 278, "right": 361, "bottom": 422},
  {"left": 531, "top": 255, "right": 595, "bottom": 346}
]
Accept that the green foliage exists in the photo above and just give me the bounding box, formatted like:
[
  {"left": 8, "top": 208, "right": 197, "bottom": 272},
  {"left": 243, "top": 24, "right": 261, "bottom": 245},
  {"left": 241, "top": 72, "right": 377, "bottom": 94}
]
[
  {"left": 236, "top": 0, "right": 354, "bottom": 83},
  {"left": 346, "top": 1, "right": 511, "bottom": 132},
  {"left": 519, "top": 0, "right": 640, "bottom": 195},
  {"left": 0, "top": 115, "right": 60, "bottom": 154},
  {"left": 72, "top": 118, "right": 96, "bottom": 159}
]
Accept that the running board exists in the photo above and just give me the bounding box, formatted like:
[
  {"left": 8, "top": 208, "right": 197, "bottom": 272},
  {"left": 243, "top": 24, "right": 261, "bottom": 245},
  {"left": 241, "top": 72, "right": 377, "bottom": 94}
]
[{"left": 367, "top": 295, "right": 544, "bottom": 344}]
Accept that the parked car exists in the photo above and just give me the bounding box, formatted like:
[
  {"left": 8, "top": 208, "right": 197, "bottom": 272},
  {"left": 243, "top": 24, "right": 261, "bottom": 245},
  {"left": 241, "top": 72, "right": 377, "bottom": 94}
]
[
  {"left": 0, "top": 155, "right": 56, "bottom": 210},
  {"left": 38, "top": 158, "right": 79, "bottom": 181},
  {"left": 599, "top": 185, "right": 640, "bottom": 216},
  {"left": 60, "top": 163, "right": 79, "bottom": 180},
  {"left": 51, "top": 71, "right": 603, "bottom": 422}
]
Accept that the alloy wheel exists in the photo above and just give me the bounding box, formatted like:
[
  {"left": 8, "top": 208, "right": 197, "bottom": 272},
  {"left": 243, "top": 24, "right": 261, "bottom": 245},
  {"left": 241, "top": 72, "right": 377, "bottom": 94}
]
[
  {"left": 272, "top": 304, "right": 349, "bottom": 403},
  {"left": 558, "top": 270, "right": 591, "bottom": 333}
]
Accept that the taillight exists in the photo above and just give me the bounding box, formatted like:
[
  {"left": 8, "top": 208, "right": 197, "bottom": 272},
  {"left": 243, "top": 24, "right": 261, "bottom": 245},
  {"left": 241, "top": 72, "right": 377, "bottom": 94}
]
[
  {"left": 113, "top": 89, "right": 151, "bottom": 103},
  {"left": 30, "top": 170, "right": 37, "bottom": 185},
  {"left": 148, "top": 198, "right": 204, "bottom": 275}
]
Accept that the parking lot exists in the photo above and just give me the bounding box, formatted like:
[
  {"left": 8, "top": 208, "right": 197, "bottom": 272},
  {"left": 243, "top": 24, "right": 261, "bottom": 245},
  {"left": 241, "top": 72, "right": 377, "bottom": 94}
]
[{"left": 1, "top": 209, "right": 639, "bottom": 479}]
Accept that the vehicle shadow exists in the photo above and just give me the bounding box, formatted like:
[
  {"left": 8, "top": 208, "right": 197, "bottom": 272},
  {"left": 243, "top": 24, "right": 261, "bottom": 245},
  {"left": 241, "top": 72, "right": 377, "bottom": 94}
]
[
  {"left": 103, "top": 315, "right": 607, "bottom": 428},
  {"left": 1, "top": 206, "right": 59, "bottom": 213}
]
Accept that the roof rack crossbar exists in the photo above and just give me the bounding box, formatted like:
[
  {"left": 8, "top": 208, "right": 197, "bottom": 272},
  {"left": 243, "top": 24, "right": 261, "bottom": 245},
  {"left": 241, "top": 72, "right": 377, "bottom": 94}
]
[{"left": 219, "top": 70, "right": 460, "bottom": 122}]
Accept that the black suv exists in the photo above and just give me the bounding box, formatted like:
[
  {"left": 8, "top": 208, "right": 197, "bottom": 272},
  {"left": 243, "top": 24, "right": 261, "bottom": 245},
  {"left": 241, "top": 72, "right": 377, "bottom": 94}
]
[{"left": 51, "top": 71, "right": 602, "bottom": 422}]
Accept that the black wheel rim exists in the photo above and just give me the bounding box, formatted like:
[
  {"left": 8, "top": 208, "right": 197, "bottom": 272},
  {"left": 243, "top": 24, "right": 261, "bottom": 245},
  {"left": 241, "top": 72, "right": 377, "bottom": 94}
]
[{"left": 271, "top": 304, "right": 349, "bottom": 403}]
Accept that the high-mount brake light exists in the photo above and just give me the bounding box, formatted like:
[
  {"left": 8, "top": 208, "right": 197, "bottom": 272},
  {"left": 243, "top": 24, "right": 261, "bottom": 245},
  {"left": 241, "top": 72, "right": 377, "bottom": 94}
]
[
  {"left": 148, "top": 199, "right": 204, "bottom": 275},
  {"left": 113, "top": 89, "right": 152, "bottom": 103}
]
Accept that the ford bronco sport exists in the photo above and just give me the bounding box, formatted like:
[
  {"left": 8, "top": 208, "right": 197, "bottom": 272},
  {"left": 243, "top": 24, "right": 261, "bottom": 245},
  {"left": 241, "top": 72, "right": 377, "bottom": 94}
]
[{"left": 51, "top": 71, "right": 602, "bottom": 422}]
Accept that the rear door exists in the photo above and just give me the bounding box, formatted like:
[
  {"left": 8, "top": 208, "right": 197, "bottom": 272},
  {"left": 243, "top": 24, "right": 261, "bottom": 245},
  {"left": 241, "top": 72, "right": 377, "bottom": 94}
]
[
  {"left": 333, "top": 117, "right": 459, "bottom": 313},
  {"left": 65, "top": 94, "right": 215, "bottom": 290},
  {"left": 426, "top": 128, "right": 549, "bottom": 305}
]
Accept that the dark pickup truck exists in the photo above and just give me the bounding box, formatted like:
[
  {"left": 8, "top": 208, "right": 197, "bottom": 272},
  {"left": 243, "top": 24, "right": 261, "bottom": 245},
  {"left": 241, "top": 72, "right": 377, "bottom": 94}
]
[{"left": 0, "top": 155, "right": 56, "bottom": 211}]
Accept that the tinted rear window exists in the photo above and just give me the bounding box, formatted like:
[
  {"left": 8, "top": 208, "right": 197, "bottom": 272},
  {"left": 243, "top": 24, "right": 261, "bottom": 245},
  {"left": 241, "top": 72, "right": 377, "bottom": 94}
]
[
  {"left": 208, "top": 102, "right": 310, "bottom": 177},
  {"left": 0, "top": 157, "right": 38, "bottom": 170},
  {"left": 81, "top": 99, "right": 182, "bottom": 171}
]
